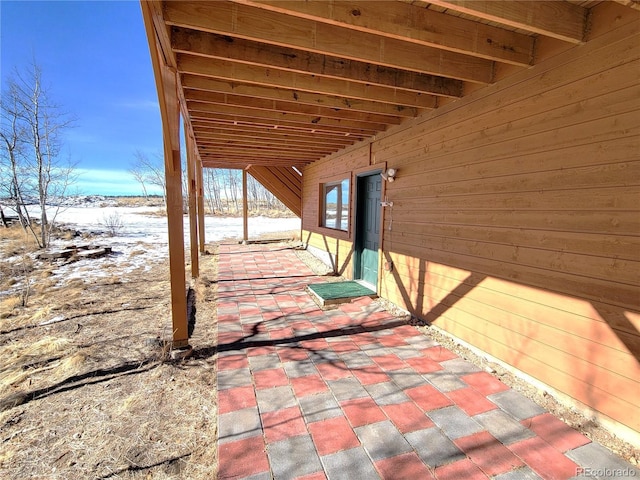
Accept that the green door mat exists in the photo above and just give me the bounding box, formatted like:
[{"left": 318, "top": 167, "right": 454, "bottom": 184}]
[{"left": 308, "top": 281, "right": 377, "bottom": 306}]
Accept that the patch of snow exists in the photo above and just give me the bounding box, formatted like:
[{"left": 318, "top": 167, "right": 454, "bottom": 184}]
[{"left": 1, "top": 202, "right": 300, "bottom": 289}]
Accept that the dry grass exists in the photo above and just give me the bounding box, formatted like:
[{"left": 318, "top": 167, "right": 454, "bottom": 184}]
[{"left": 0, "top": 230, "right": 219, "bottom": 479}]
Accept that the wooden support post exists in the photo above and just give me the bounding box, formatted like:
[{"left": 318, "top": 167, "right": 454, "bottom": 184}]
[
  {"left": 197, "top": 159, "right": 206, "bottom": 253},
  {"left": 242, "top": 168, "right": 249, "bottom": 244},
  {"left": 142, "top": 0, "right": 189, "bottom": 349},
  {"left": 162, "top": 69, "right": 189, "bottom": 349},
  {"left": 185, "top": 122, "right": 199, "bottom": 278}
]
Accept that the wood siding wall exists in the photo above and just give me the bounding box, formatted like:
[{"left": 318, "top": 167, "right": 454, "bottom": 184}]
[{"left": 301, "top": 12, "right": 640, "bottom": 437}]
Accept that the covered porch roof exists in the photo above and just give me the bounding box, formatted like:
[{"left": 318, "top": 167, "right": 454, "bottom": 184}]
[
  {"left": 139, "top": 0, "right": 637, "bottom": 349},
  {"left": 140, "top": 0, "right": 624, "bottom": 215}
]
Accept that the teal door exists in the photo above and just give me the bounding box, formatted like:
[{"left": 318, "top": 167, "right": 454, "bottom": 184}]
[{"left": 355, "top": 173, "right": 381, "bottom": 288}]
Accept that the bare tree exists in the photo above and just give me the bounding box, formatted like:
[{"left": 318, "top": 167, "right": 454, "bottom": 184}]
[
  {"left": 1, "top": 61, "right": 75, "bottom": 247},
  {"left": 128, "top": 163, "right": 149, "bottom": 199},
  {"left": 0, "top": 81, "right": 32, "bottom": 228},
  {"left": 131, "top": 150, "right": 166, "bottom": 205}
]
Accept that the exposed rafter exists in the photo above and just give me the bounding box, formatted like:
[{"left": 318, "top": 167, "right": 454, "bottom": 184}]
[
  {"left": 163, "top": 1, "right": 495, "bottom": 83},
  {"left": 172, "top": 27, "right": 463, "bottom": 97},
  {"left": 143, "top": 0, "right": 622, "bottom": 179},
  {"left": 177, "top": 54, "right": 439, "bottom": 108},
  {"left": 424, "top": 0, "right": 588, "bottom": 43},
  {"left": 233, "top": 0, "right": 535, "bottom": 65}
]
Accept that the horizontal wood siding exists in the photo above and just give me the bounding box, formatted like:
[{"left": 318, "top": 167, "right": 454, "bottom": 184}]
[{"left": 302, "top": 14, "right": 640, "bottom": 436}]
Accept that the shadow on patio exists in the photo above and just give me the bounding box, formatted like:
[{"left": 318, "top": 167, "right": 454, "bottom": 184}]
[{"left": 209, "top": 243, "right": 638, "bottom": 480}]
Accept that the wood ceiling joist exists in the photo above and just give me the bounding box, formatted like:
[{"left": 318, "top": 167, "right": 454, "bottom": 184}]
[
  {"left": 163, "top": 1, "right": 494, "bottom": 83},
  {"left": 196, "top": 139, "right": 339, "bottom": 156},
  {"left": 181, "top": 75, "right": 421, "bottom": 118},
  {"left": 194, "top": 131, "right": 352, "bottom": 149},
  {"left": 195, "top": 132, "right": 342, "bottom": 149},
  {"left": 200, "top": 149, "right": 318, "bottom": 161},
  {"left": 177, "top": 54, "right": 439, "bottom": 108},
  {"left": 187, "top": 103, "right": 382, "bottom": 134},
  {"left": 201, "top": 156, "right": 312, "bottom": 167},
  {"left": 191, "top": 117, "right": 368, "bottom": 141},
  {"left": 171, "top": 27, "right": 464, "bottom": 97},
  {"left": 184, "top": 90, "right": 403, "bottom": 126},
  {"left": 191, "top": 122, "right": 357, "bottom": 145},
  {"left": 425, "top": 0, "right": 588, "bottom": 43},
  {"left": 233, "top": 0, "right": 534, "bottom": 66},
  {"left": 192, "top": 125, "right": 354, "bottom": 146}
]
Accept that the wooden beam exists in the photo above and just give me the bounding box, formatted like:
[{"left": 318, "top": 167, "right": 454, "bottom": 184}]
[
  {"left": 188, "top": 101, "right": 384, "bottom": 132},
  {"left": 192, "top": 125, "right": 353, "bottom": 147},
  {"left": 196, "top": 139, "right": 339, "bottom": 157},
  {"left": 202, "top": 156, "right": 312, "bottom": 167},
  {"left": 185, "top": 121, "right": 199, "bottom": 279},
  {"left": 233, "top": 0, "right": 534, "bottom": 66},
  {"left": 198, "top": 144, "right": 322, "bottom": 160},
  {"left": 189, "top": 110, "right": 378, "bottom": 137},
  {"left": 613, "top": 0, "right": 640, "bottom": 11},
  {"left": 194, "top": 132, "right": 349, "bottom": 151},
  {"left": 164, "top": 1, "right": 494, "bottom": 83},
  {"left": 177, "top": 54, "right": 439, "bottom": 107},
  {"left": 171, "top": 27, "right": 463, "bottom": 96},
  {"left": 197, "top": 157, "right": 205, "bottom": 253},
  {"left": 184, "top": 89, "right": 403, "bottom": 126},
  {"left": 141, "top": 1, "right": 189, "bottom": 349},
  {"left": 425, "top": 0, "right": 587, "bottom": 43},
  {"left": 181, "top": 75, "right": 421, "bottom": 117},
  {"left": 242, "top": 169, "right": 248, "bottom": 243}
]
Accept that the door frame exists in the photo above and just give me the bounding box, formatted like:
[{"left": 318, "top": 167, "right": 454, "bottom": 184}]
[{"left": 353, "top": 167, "right": 385, "bottom": 291}]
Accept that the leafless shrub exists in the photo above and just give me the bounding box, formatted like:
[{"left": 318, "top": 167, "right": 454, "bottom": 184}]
[{"left": 102, "top": 211, "right": 125, "bottom": 236}]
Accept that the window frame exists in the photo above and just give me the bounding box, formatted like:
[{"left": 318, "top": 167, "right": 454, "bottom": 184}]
[{"left": 319, "top": 175, "right": 351, "bottom": 236}]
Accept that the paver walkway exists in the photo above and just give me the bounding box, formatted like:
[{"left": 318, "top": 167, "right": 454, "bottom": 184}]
[{"left": 215, "top": 244, "right": 638, "bottom": 480}]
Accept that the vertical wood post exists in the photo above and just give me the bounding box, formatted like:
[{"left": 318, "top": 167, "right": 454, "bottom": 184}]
[
  {"left": 185, "top": 122, "right": 199, "bottom": 278},
  {"left": 162, "top": 69, "right": 189, "bottom": 348},
  {"left": 197, "top": 159, "right": 206, "bottom": 253},
  {"left": 141, "top": 1, "right": 189, "bottom": 350},
  {"left": 242, "top": 168, "right": 249, "bottom": 244}
]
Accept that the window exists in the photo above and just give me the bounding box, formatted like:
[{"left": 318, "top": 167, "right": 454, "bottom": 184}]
[{"left": 322, "top": 178, "right": 349, "bottom": 231}]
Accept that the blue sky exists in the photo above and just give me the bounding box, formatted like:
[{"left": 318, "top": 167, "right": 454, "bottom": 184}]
[{"left": 1, "top": 1, "right": 165, "bottom": 195}]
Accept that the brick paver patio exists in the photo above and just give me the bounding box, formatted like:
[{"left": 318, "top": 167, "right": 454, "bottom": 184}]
[{"left": 215, "top": 243, "right": 638, "bottom": 480}]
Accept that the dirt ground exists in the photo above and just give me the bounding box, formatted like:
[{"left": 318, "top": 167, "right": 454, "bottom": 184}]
[
  {"left": 0, "top": 223, "right": 637, "bottom": 479},
  {"left": 0, "top": 225, "right": 221, "bottom": 479}
]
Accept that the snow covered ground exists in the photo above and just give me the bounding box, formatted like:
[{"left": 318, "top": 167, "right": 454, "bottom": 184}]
[{"left": 1, "top": 203, "right": 301, "bottom": 288}]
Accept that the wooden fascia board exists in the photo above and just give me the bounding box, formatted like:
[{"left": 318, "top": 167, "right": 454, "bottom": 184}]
[
  {"left": 427, "top": 0, "right": 587, "bottom": 43},
  {"left": 163, "top": 1, "right": 494, "bottom": 83},
  {"left": 171, "top": 27, "right": 463, "bottom": 97},
  {"left": 183, "top": 90, "right": 403, "bottom": 126},
  {"left": 180, "top": 75, "right": 420, "bottom": 117},
  {"left": 177, "top": 54, "right": 439, "bottom": 107},
  {"left": 233, "top": 0, "right": 534, "bottom": 66}
]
